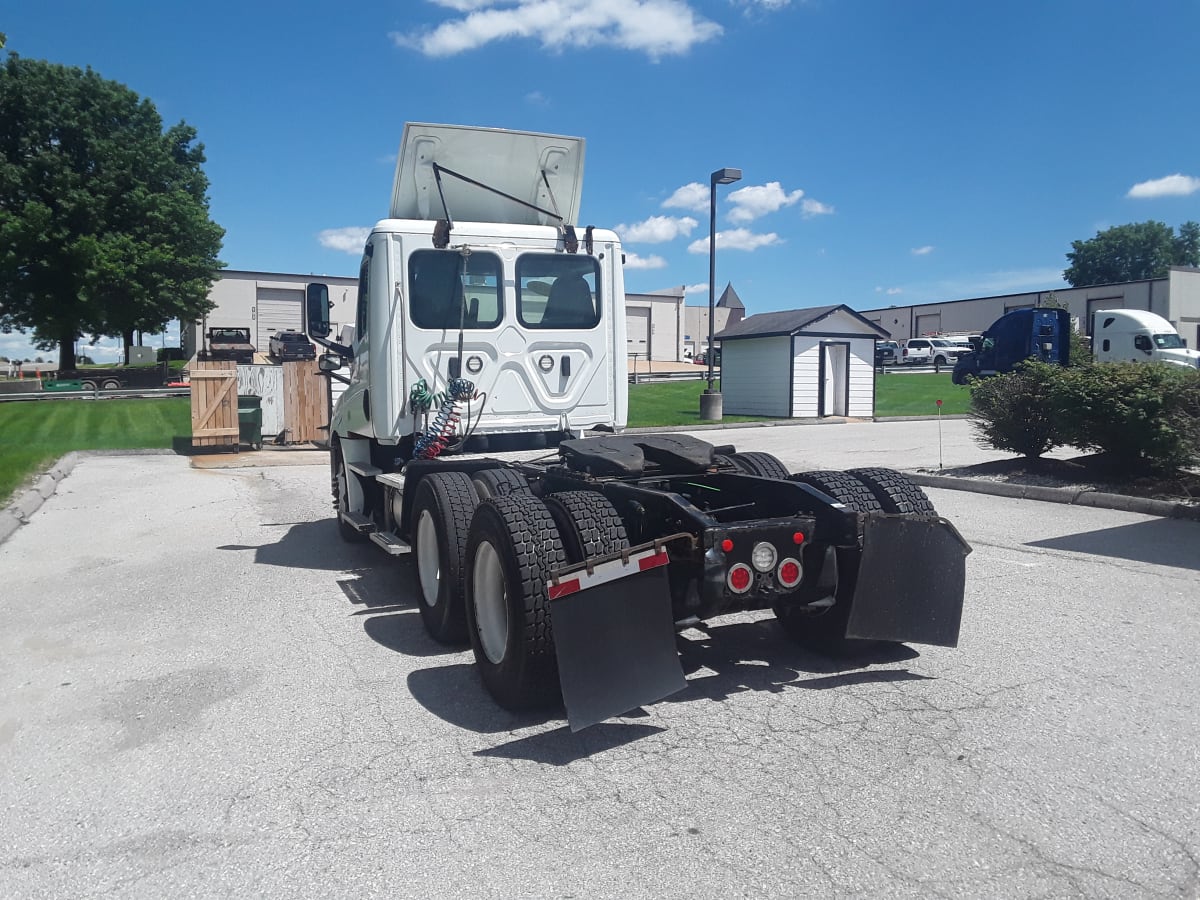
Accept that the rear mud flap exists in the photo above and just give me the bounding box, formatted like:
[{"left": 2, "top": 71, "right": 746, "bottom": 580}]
[
  {"left": 846, "top": 516, "right": 971, "bottom": 647},
  {"left": 549, "top": 547, "right": 687, "bottom": 732}
]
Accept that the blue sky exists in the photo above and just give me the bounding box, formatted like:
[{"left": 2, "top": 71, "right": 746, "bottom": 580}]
[{"left": 4, "top": 0, "right": 1200, "bottom": 363}]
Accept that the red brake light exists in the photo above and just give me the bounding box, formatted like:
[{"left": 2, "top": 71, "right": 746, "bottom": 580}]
[
  {"left": 792, "top": 531, "right": 805, "bottom": 545},
  {"left": 727, "top": 564, "right": 752, "bottom": 594},
  {"left": 721, "top": 538, "right": 734, "bottom": 552},
  {"left": 777, "top": 559, "right": 802, "bottom": 588}
]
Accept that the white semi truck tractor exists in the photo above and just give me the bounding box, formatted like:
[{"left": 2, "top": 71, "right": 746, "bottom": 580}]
[{"left": 306, "top": 124, "right": 970, "bottom": 731}]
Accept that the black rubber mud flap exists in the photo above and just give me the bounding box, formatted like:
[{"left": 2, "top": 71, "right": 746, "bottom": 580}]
[
  {"left": 549, "top": 547, "right": 687, "bottom": 732},
  {"left": 846, "top": 516, "right": 972, "bottom": 647}
]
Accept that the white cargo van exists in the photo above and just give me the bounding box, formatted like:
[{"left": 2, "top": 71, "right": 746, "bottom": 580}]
[{"left": 1092, "top": 310, "right": 1200, "bottom": 368}]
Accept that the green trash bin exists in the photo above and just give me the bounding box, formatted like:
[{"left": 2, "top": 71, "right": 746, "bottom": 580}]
[{"left": 237, "top": 395, "right": 263, "bottom": 450}]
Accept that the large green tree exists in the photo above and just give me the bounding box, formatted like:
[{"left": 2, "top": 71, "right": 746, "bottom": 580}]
[
  {"left": 1063, "top": 220, "right": 1200, "bottom": 288},
  {"left": 0, "top": 54, "right": 224, "bottom": 368}
]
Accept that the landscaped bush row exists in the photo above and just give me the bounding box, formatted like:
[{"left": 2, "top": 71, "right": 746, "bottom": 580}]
[{"left": 968, "top": 361, "right": 1200, "bottom": 473}]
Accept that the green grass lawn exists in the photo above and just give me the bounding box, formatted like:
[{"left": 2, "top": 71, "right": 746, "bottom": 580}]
[
  {"left": 874, "top": 371, "right": 971, "bottom": 416},
  {"left": 0, "top": 398, "right": 189, "bottom": 504},
  {"left": 0, "top": 373, "right": 971, "bottom": 506}
]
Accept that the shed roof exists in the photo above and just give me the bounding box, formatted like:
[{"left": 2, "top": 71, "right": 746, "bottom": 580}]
[{"left": 717, "top": 304, "right": 889, "bottom": 340}]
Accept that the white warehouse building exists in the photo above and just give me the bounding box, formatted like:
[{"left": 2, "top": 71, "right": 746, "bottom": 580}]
[{"left": 858, "top": 267, "right": 1200, "bottom": 347}]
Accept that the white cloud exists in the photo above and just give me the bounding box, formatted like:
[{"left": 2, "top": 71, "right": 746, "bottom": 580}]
[
  {"left": 614, "top": 215, "right": 698, "bottom": 243},
  {"left": 726, "top": 181, "right": 804, "bottom": 223},
  {"left": 319, "top": 227, "right": 371, "bottom": 254},
  {"left": 1126, "top": 173, "right": 1200, "bottom": 199},
  {"left": 872, "top": 286, "right": 902, "bottom": 295},
  {"left": 623, "top": 252, "right": 668, "bottom": 270},
  {"left": 525, "top": 90, "right": 549, "bottom": 106},
  {"left": 911, "top": 245, "right": 935, "bottom": 256},
  {"left": 684, "top": 282, "right": 708, "bottom": 295},
  {"left": 394, "top": 0, "right": 723, "bottom": 60},
  {"left": 800, "top": 198, "right": 834, "bottom": 218},
  {"left": 662, "top": 182, "right": 710, "bottom": 212},
  {"left": 732, "top": 0, "right": 792, "bottom": 9},
  {"left": 688, "top": 229, "right": 781, "bottom": 253}
]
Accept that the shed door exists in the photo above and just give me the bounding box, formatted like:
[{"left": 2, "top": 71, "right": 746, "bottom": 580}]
[
  {"left": 820, "top": 342, "right": 850, "bottom": 417},
  {"left": 256, "top": 288, "right": 304, "bottom": 348},
  {"left": 627, "top": 308, "right": 650, "bottom": 361},
  {"left": 915, "top": 313, "right": 941, "bottom": 336}
]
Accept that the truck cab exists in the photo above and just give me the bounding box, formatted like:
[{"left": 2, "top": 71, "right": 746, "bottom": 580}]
[
  {"left": 1092, "top": 309, "right": 1200, "bottom": 368},
  {"left": 307, "top": 124, "right": 626, "bottom": 462}
]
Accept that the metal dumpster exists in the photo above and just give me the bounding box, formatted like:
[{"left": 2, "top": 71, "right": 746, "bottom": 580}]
[{"left": 237, "top": 395, "right": 263, "bottom": 450}]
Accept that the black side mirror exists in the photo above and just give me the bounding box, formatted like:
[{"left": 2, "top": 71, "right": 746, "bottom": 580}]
[
  {"left": 318, "top": 353, "right": 343, "bottom": 373},
  {"left": 306, "top": 283, "right": 331, "bottom": 339}
]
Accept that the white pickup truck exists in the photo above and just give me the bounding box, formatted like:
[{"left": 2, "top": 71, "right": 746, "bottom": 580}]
[{"left": 901, "top": 337, "right": 971, "bottom": 367}]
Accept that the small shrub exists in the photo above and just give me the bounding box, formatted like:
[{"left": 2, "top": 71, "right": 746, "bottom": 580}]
[
  {"left": 968, "top": 361, "right": 1065, "bottom": 458},
  {"left": 1056, "top": 363, "right": 1200, "bottom": 474}
]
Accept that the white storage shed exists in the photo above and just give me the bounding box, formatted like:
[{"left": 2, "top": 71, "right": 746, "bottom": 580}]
[{"left": 716, "top": 304, "right": 888, "bottom": 418}]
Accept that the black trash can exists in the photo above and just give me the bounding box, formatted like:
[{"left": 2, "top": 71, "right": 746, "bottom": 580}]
[{"left": 237, "top": 395, "right": 263, "bottom": 450}]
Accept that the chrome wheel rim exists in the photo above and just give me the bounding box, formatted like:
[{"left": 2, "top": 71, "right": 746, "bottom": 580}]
[
  {"left": 472, "top": 540, "right": 508, "bottom": 665},
  {"left": 416, "top": 509, "right": 440, "bottom": 608}
]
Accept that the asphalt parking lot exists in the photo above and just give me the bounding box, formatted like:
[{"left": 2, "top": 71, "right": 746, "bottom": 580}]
[{"left": 1, "top": 420, "right": 1198, "bottom": 898}]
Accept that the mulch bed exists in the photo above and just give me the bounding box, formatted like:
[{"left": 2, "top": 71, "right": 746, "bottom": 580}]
[{"left": 924, "top": 454, "right": 1200, "bottom": 506}]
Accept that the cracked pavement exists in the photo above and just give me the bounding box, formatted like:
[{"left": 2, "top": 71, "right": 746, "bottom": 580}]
[{"left": 0, "top": 434, "right": 1197, "bottom": 898}]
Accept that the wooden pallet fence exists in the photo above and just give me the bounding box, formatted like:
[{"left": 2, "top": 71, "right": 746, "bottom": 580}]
[
  {"left": 281, "top": 360, "right": 328, "bottom": 444},
  {"left": 190, "top": 360, "right": 238, "bottom": 451}
]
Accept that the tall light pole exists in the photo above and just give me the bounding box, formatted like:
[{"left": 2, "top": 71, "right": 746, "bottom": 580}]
[{"left": 701, "top": 167, "right": 741, "bottom": 421}]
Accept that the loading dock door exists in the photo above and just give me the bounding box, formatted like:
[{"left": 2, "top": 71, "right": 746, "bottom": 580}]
[
  {"left": 256, "top": 288, "right": 305, "bottom": 349},
  {"left": 915, "top": 313, "right": 941, "bottom": 336},
  {"left": 627, "top": 308, "right": 650, "bottom": 361}
]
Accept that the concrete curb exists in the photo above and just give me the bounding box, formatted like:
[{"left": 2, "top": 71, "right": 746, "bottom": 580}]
[{"left": 908, "top": 472, "right": 1200, "bottom": 521}]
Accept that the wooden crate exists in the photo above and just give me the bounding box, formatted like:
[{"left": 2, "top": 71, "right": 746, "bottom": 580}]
[
  {"left": 190, "top": 360, "right": 238, "bottom": 451},
  {"left": 281, "top": 360, "right": 328, "bottom": 444}
]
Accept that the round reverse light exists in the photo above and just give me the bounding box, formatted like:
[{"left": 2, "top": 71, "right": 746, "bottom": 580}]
[
  {"left": 721, "top": 538, "right": 734, "bottom": 553},
  {"left": 751, "top": 542, "right": 777, "bottom": 573},
  {"left": 727, "top": 563, "right": 753, "bottom": 594},
  {"left": 777, "top": 558, "right": 802, "bottom": 589},
  {"left": 465, "top": 355, "right": 484, "bottom": 374},
  {"left": 538, "top": 354, "right": 555, "bottom": 372}
]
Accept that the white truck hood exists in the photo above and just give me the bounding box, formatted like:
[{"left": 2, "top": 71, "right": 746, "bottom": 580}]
[
  {"left": 1155, "top": 348, "right": 1200, "bottom": 368},
  {"left": 390, "top": 123, "right": 585, "bottom": 226}
]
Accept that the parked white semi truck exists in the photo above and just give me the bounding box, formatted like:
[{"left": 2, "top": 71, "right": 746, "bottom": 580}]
[
  {"left": 1092, "top": 309, "right": 1200, "bottom": 368},
  {"left": 306, "top": 124, "right": 970, "bottom": 730}
]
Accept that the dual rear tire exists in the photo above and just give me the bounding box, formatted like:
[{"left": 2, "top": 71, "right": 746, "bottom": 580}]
[{"left": 775, "top": 467, "right": 937, "bottom": 655}]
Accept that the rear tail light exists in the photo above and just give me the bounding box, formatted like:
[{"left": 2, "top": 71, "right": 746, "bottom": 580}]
[
  {"left": 777, "top": 558, "right": 802, "bottom": 589},
  {"left": 727, "top": 563, "right": 753, "bottom": 594}
]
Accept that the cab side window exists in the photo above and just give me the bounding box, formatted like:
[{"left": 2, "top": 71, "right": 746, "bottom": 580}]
[{"left": 355, "top": 256, "right": 370, "bottom": 340}]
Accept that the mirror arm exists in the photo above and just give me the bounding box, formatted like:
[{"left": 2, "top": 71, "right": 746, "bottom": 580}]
[{"left": 311, "top": 334, "right": 354, "bottom": 359}]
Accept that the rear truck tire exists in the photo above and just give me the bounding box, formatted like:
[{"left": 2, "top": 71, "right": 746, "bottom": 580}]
[
  {"left": 465, "top": 494, "right": 567, "bottom": 710},
  {"left": 544, "top": 491, "right": 630, "bottom": 562},
  {"left": 727, "top": 451, "right": 790, "bottom": 480},
  {"left": 787, "top": 470, "right": 883, "bottom": 513},
  {"left": 847, "top": 467, "right": 937, "bottom": 516},
  {"left": 331, "top": 441, "right": 367, "bottom": 544},
  {"left": 102, "top": 378, "right": 121, "bottom": 390},
  {"left": 80, "top": 380, "right": 97, "bottom": 391},
  {"left": 471, "top": 467, "right": 532, "bottom": 501},
  {"left": 774, "top": 470, "right": 879, "bottom": 656},
  {"left": 413, "top": 471, "right": 479, "bottom": 643}
]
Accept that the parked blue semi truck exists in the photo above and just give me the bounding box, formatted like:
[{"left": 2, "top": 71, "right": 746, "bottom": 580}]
[{"left": 952, "top": 308, "right": 1070, "bottom": 385}]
